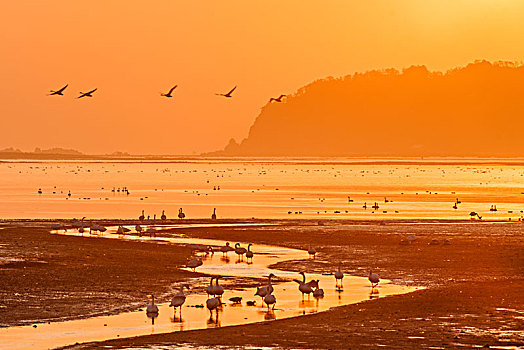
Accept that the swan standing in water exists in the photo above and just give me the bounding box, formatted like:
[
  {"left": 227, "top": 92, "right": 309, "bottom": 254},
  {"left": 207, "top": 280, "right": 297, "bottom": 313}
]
[
  {"left": 139, "top": 210, "right": 145, "bottom": 221},
  {"left": 313, "top": 280, "right": 324, "bottom": 298},
  {"left": 246, "top": 244, "right": 254, "bottom": 262},
  {"left": 293, "top": 272, "right": 318, "bottom": 299},
  {"left": 308, "top": 244, "right": 317, "bottom": 259},
  {"left": 178, "top": 208, "right": 185, "bottom": 219},
  {"left": 186, "top": 257, "right": 203, "bottom": 271},
  {"left": 255, "top": 273, "right": 275, "bottom": 301},
  {"left": 220, "top": 242, "right": 234, "bottom": 255},
  {"left": 206, "top": 297, "right": 221, "bottom": 312},
  {"left": 212, "top": 276, "right": 225, "bottom": 298},
  {"left": 335, "top": 262, "right": 344, "bottom": 288},
  {"left": 170, "top": 285, "right": 187, "bottom": 315},
  {"left": 234, "top": 243, "right": 247, "bottom": 261},
  {"left": 146, "top": 294, "right": 159, "bottom": 314},
  {"left": 161, "top": 210, "right": 166, "bottom": 220},
  {"left": 206, "top": 277, "right": 215, "bottom": 298},
  {"left": 211, "top": 208, "right": 217, "bottom": 220},
  {"left": 368, "top": 268, "right": 380, "bottom": 289},
  {"left": 263, "top": 274, "right": 276, "bottom": 310}
]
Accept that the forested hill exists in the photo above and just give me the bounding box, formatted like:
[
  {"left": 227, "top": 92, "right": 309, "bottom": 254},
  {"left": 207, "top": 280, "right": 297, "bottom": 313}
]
[{"left": 213, "top": 61, "right": 524, "bottom": 157}]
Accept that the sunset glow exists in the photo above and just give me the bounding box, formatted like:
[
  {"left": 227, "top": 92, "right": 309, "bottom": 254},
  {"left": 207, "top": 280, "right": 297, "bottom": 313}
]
[{"left": 3, "top": 1, "right": 524, "bottom": 154}]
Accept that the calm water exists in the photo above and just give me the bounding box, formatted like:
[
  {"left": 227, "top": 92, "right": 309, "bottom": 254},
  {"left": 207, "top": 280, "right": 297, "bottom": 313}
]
[
  {"left": 0, "top": 226, "right": 418, "bottom": 349},
  {"left": 1, "top": 159, "right": 524, "bottom": 220}
]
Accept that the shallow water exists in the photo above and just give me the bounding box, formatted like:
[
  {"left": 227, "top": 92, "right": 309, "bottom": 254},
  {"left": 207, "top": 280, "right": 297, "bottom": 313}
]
[
  {"left": 0, "top": 226, "right": 419, "bottom": 349},
  {"left": 1, "top": 159, "right": 524, "bottom": 220}
]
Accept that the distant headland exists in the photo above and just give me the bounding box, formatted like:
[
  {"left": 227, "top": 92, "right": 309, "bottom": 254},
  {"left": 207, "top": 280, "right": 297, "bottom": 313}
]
[{"left": 208, "top": 61, "right": 524, "bottom": 157}]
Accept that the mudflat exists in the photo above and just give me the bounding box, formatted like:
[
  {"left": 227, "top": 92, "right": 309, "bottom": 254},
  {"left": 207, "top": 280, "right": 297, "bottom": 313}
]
[{"left": 1, "top": 220, "right": 523, "bottom": 348}]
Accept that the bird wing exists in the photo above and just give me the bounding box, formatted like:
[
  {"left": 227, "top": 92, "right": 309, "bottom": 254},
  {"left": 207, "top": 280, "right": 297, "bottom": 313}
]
[
  {"left": 278, "top": 94, "right": 286, "bottom": 99},
  {"left": 77, "top": 93, "right": 86, "bottom": 98},
  {"left": 57, "top": 84, "right": 68, "bottom": 93},
  {"left": 269, "top": 98, "right": 276, "bottom": 102},
  {"left": 227, "top": 86, "right": 237, "bottom": 95},
  {"left": 88, "top": 88, "right": 97, "bottom": 94},
  {"left": 168, "top": 85, "right": 177, "bottom": 94}
]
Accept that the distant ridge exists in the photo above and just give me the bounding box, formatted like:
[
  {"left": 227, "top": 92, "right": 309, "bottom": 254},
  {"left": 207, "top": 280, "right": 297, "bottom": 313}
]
[{"left": 209, "top": 61, "right": 524, "bottom": 157}]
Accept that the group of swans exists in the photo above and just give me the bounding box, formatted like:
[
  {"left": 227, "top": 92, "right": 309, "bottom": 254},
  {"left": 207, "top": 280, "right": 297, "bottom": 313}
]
[
  {"left": 206, "top": 276, "right": 224, "bottom": 298},
  {"left": 255, "top": 273, "right": 276, "bottom": 310},
  {"left": 219, "top": 242, "right": 254, "bottom": 262},
  {"left": 293, "top": 272, "right": 321, "bottom": 299}
]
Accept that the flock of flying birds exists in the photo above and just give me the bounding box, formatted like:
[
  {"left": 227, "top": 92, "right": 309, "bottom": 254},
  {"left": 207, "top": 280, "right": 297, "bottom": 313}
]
[{"left": 49, "top": 84, "right": 287, "bottom": 103}]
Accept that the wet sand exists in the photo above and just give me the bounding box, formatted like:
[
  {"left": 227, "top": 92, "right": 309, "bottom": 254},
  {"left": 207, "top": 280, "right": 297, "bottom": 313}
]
[{"left": 1, "top": 220, "right": 523, "bottom": 348}]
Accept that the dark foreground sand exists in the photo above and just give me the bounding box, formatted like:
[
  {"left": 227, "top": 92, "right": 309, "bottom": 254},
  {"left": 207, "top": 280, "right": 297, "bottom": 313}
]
[{"left": 1, "top": 220, "right": 523, "bottom": 349}]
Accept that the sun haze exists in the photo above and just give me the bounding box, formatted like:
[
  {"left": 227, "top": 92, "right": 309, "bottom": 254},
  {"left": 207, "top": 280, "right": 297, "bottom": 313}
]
[{"left": 2, "top": 1, "right": 524, "bottom": 155}]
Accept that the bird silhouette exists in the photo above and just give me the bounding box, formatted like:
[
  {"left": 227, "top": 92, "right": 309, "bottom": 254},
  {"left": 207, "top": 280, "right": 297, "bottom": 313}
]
[
  {"left": 216, "top": 86, "right": 237, "bottom": 98},
  {"left": 269, "top": 94, "right": 286, "bottom": 103},
  {"left": 49, "top": 84, "right": 68, "bottom": 96},
  {"left": 161, "top": 85, "right": 177, "bottom": 97},
  {"left": 77, "top": 88, "right": 97, "bottom": 98}
]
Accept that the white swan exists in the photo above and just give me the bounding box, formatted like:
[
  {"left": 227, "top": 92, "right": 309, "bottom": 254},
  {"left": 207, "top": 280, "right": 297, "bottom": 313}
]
[
  {"left": 369, "top": 268, "right": 380, "bottom": 288},
  {"left": 206, "top": 277, "right": 215, "bottom": 298},
  {"left": 255, "top": 273, "right": 275, "bottom": 300},
  {"left": 170, "top": 285, "right": 187, "bottom": 314},
  {"left": 206, "top": 297, "right": 221, "bottom": 312},
  {"left": 220, "top": 242, "right": 235, "bottom": 255},
  {"left": 263, "top": 274, "right": 276, "bottom": 309},
  {"left": 313, "top": 280, "right": 324, "bottom": 298},
  {"left": 308, "top": 244, "right": 317, "bottom": 259},
  {"left": 146, "top": 294, "right": 159, "bottom": 314},
  {"left": 212, "top": 276, "right": 225, "bottom": 298},
  {"left": 246, "top": 244, "right": 254, "bottom": 260},
  {"left": 335, "top": 262, "right": 344, "bottom": 287},
  {"left": 293, "top": 272, "right": 318, "bottom": 299},
  {"left": 186, "top": 257, "right": 203, "bottom": 271},
  {"left": 234, "top": 243, "right": 247, "bottom": 261}
]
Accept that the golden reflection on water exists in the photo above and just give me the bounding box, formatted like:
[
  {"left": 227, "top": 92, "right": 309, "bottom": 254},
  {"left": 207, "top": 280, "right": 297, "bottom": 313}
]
[
  {"left": 0, "top": 226, "right": 420, "bottom": 349},
  {"left": 1, "top": 160, "right": 524, "bottom": 220}
]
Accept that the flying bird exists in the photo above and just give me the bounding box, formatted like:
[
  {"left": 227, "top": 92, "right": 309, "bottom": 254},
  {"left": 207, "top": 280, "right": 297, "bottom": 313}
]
[
  {"left": 269, "top": 94, "right": 286, "bottom": 103},
  {"left": 161, "top": 85, "right": 177, "bottom": 98},
  {"left": 49, "top": 84, "right": 68, "bottom": 96},
  {"left": 216, "top": 86, "right": 237, "bottom": 98},
  {"left": 77, "top": 88, "right": 97, "bottom": 99}
]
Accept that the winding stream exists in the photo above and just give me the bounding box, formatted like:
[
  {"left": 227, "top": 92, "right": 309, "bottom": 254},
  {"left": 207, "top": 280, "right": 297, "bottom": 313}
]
[{"left": 0, "top": 225, "right": 420, "bottom": 349}]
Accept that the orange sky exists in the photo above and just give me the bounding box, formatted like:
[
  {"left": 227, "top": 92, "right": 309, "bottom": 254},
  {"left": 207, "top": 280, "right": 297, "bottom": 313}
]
[{"left": 2, "top": 1, "right": 524, "bottom": 155}]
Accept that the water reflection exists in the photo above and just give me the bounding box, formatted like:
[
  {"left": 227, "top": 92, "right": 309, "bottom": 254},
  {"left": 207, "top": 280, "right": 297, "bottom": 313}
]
[
  {"left": 207, "top": 309, "right": 221, "bottom": 328},
  {"left": 264, "top": 310, "right": 276, "bottom": 321},
  {"left": 146, "top": 312, "right": 158, "bottom": 325}
]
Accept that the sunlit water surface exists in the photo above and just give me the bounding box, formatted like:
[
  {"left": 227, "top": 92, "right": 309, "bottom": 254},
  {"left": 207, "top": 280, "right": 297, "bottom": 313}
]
[
  {"left": 1, "top": 159, "right": 524, "bottom": 220},
  {"left": 0, "top": 225, "right": 419, "bottom": 349}
]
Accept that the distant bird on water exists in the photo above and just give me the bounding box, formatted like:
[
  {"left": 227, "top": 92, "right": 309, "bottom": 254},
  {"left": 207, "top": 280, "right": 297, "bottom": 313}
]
[
  {"left": 49, "top": 84, "right": 68, "bottom": 96},
  {"left": 216, "top": 86, "right": 237, "bottom": 98},
  {"left": 335, "top": 262, "right": 344, "bottom": 287},
  {"left": 161, "top": 85, "right": 177, "bottom": 98},
  {"left": 77, "top": 88, "right": 97, "bottom": 98},
  {"left": 211, "top": 208, "right": 217, "bottom": 220},
  {"left": 269, "top": 94, "right": 286, "bottom": 103},
  {"left": 178, "top": 208, "right": 185, "bottom": 219}
]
